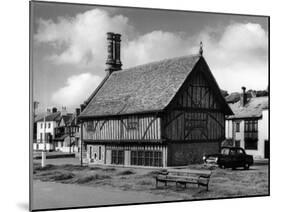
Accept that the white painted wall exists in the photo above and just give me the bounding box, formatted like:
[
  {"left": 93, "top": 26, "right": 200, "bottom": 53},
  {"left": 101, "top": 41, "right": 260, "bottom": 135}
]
[
  {"left": 34, "top": 120, "right": 57, "bottom": 151},
  {"left": 36, "top": 121, "right": 57, "bottom": 142},
  {"left": 87, "top": 145, "right": 105, "bottom": 165},
  {"left": 225, "top": 109, "right": 268, "bottom": 159}
]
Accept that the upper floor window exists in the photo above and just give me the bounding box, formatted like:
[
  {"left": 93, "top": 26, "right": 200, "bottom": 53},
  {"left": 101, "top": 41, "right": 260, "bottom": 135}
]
[
  {"left": 48, "top": 123, "right": 51, "bottom": 129},
  {"left": 245, "top": 119, "right": 258, "bottom": 132},
  {"left": 40, "top": 123, "right": 43, "bottom": 129},
  {"left": 244, "top": 119, "right": 258, "bottom": 150},
  {"left": 126, "top": 117, "right": 139, "bottom": 130}
]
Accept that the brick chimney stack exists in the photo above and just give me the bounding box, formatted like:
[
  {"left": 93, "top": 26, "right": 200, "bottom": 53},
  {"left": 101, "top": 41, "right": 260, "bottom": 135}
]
[
  {"left": 105, "top": 32, "right": 122, "bottom": 73},
  {"left": 240, "top": 86, "right": 247, "bottom": 107}
]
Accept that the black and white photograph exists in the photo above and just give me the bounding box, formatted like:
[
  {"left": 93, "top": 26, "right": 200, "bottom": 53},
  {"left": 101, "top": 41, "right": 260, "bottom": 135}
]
[{"left": 29, "top": 1, "right": 269, "bottom": 211}]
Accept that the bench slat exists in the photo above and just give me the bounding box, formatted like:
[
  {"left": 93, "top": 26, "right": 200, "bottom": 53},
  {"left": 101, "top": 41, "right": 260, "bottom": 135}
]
[{"left": 156, "top": 169, "right": 211, "bottom": 191}]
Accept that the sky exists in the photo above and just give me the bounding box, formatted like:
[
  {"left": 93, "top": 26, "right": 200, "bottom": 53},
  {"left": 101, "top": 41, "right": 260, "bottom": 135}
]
[{"left": 31, "top": 2, "right": 269, "bottom": 113}]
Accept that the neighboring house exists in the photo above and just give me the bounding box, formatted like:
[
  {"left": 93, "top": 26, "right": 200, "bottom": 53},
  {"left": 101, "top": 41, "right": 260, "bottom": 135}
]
[
  {"left": 225, "top": 87, "right": 269, "bottom": 159},
  {"left": 78, "top": 33, "right": 232, "bottom": 167},
  {"left": 53, "top": 109, "right": 80, "bottom": 153},
  {"left": 33, "top": 108, "right": 61, "bottom": 151},
  {"left": 33, "top": 113, "right": 45, "bottom": 142}
]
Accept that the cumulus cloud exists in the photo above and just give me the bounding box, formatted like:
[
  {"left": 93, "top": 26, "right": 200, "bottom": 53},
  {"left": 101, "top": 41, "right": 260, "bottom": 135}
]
[
  {"left": 200, "top": 23, "right": 268, "bottom": 91},
  {"left": 35, "top": 9, "right": 133, "bottom": 67},
  {"left": 51, "top": 73, "right": 102, "bottom": 107},
  {"left": 36, "top": 8, "right": 268, "bottom": 107},
  {"left": 123, "top": 31, "right": 192, "bottom": 67}
]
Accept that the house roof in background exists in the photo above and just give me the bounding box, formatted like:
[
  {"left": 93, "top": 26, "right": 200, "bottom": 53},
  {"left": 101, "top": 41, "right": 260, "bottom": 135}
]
[
  {"left": 227, "top": 96, "right": 268, "bottom": 119},
  {"left": 61, "top": 114, "right": 74, "bottom": 125},
  {"left": 36, "top": 111, "right": 61, "bottom": 122}
]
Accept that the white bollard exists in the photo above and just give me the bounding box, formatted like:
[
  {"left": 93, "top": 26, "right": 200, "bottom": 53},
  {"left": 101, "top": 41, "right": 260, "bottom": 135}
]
[{"left": 41, "top": 151, "right": 46, "bottom": 167}]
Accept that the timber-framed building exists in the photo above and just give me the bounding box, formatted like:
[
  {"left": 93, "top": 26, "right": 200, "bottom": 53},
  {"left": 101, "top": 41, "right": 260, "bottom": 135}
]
[{"left": 78, "top": 33, "right": 233, "bottom": 167}]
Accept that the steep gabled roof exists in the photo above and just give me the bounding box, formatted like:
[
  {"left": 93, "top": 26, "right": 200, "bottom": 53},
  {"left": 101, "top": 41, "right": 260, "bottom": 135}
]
[
  {"left": 79, "top": 54, "right": 232, "bottom": 118},
  {"left": 37, "top": 112, "right": 61, "bottom": 122},
  {"left": 227, "top": 96, "right": 268, "bottom": 119}
]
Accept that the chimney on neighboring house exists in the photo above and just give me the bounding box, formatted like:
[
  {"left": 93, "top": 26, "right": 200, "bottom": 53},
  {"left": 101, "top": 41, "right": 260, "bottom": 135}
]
[
  {"left": 52, "top": 107, "right": 57, "bottom": 113},
  {"left": 75, "top": 108, "right": 81, "bottom": 116},
  {"left": 105, "top": 32, "right": 122, "bottom": 73},
  {"left": 80, "top": 103, "right": 86, "bottom": 112},
  {"left": 240, "top": 86, "right": 247, "bottom": 107}
]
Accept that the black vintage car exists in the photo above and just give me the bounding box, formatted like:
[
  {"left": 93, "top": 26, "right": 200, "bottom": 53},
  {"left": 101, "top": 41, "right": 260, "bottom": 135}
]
[{"left": 203, "top": 147, "right": 254, "bottom": 169}]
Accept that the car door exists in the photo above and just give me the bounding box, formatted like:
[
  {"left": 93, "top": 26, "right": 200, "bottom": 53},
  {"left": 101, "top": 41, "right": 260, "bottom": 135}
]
[
  {"left": 236, "top": 148, "right": 245, "bottom": 167},
  {"left": 229, "top": 148, "right": 239, "bottom": 167}
]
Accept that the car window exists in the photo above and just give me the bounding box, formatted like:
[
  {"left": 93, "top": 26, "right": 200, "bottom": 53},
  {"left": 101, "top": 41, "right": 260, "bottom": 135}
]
[
  {"left": 221, "top": 148, "right": 230, "bottom": 155},
  {"left": 229, "top": 149, "right": 236, "bottom": 155},
  {"left": 237, "top": 149, "right": 244, "bottom": 154}
]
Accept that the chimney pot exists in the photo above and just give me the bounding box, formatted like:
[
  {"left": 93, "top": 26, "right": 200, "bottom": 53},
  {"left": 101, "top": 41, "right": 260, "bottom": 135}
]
[
  {"left": 240, "top": 86, "right": 247, "bottom": 107},
  {"left": 52, "top": 107, "right": 57, "bottom": 113},
  {"left": 80, "top": 103, "right": 86, "bottom": 112},
  {"left": 75, "top": 108, "right": 81, "bottom": 116},
  {"left": 105, "top": 32, "right": 122, "bottom": 73},
  {"left": 106, "top": 32, "right": 115, "bottom": 68}
]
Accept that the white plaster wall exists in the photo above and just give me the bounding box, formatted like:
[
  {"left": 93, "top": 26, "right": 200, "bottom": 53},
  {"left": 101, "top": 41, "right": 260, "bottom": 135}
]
[
  {"left": 225, "top": 120, "right": 233, "bottom": 139},
  {"left": 36, "top": 121, "right": 56, "bottom": 142},
  {"left": 246, "top": 110, "right": 268, "bottom": 159},
  {"left": 33, "top": 143, "right": 53, "bottom": 151},
  {"left": 87, "top": 145, "right": 105, "bottom": 165},
  {"left": 105, "top": 149, "right": 112, "bottom": 165},
  {"left": 235, "top": 120, "right": 244, "bottom": 147}
]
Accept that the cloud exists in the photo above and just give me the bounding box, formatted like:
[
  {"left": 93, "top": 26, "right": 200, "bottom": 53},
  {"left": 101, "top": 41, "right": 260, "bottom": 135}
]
[
  {"left": 35, "top": 9, "right": 133, "bottom": 67},
  {"left": 200, "top": 23, "right": 268, "bottom": 92},
  {"left": 51, "top": 73, "right": 102, "bottom": 107},
  {"left": 37, "top": 9, "right": 267, "bottom": 107},
  {"left": 123, "top": 31, "right": 193, "bottom": 68}
]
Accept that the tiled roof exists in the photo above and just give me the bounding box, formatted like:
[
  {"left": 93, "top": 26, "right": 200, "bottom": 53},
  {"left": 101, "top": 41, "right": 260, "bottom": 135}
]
[
  {"left": 79, "top": 54, "right": 232, "bottom": 118},
  {"left": 227, "top": 96, "right": 268, "bottom": 119},
  {"left": 36, "top": 112, "right": 61, "bottom": 122},
  {"left": 61, "top": 114, "right": 75, "bottom": 125},
  {"left": 80, "top": 55, "right": 200, "bottom": 117}
]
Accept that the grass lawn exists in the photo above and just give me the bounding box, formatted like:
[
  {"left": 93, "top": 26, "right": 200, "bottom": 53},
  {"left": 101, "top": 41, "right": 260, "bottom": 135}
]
[{"left": 33, "top": 162, "right": 268, "bottom": 200}]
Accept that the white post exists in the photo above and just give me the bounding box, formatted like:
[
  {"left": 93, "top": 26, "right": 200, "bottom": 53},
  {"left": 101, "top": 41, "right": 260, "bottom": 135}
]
[{"left": 41, "top": 114, "right": 47, "bottom": 167}]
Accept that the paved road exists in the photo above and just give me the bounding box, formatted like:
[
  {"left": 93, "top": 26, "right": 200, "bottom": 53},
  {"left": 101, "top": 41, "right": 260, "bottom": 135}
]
[{"left": 32, "top": 180, "right": 175, "bottom": 210}]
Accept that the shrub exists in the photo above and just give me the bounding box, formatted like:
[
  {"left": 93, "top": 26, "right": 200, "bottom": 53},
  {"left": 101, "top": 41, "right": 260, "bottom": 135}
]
[
  {"left": 34, "top": 164, "right": 56, "bottom": 171},
  {"left": 75, "top": 174, "right": 111, "bottom": 184},
  {"left": 117, "top": 170, "right": 135, "bottom": 175}
]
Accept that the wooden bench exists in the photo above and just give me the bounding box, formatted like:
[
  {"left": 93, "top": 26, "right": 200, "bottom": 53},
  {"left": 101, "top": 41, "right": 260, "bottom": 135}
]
[{"left": 155, "top": 169, "right": 212, "bottom": 191}]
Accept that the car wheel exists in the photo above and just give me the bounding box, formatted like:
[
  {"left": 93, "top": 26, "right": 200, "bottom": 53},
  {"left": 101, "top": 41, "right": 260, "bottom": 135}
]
[{"left": 244, "top": 163, "right": 250, "bottom": 170}]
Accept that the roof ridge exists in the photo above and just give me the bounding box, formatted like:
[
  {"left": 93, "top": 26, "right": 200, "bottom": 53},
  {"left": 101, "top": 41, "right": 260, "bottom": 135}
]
[{"left": 112, "top": 54, "right": 201, "bottom": 75}]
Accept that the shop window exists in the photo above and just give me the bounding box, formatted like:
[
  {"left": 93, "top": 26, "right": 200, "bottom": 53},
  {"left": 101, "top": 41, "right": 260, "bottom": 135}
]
[
  {"left": 111, "top": 150, "right": 124, "bottom": 165},
  {"left": 131, "top": 150, "right": 162, "bottom": 167}
]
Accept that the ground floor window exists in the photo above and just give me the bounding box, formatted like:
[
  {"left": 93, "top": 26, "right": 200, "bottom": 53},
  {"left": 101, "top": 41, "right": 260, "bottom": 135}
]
[
  {"left": 245, "top": 138, "right": 258, "bottom": 150},
  {"left": 111, "top": 150, "right": 124, "bottom": 165},
  {"left": 131, "top": 150, "right": 162, "bottom": 167}
]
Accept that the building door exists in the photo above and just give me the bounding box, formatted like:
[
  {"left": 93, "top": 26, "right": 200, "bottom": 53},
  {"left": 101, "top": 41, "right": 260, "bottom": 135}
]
[{"left": 264, "top": 140, "right": 269, "bottom": 159}]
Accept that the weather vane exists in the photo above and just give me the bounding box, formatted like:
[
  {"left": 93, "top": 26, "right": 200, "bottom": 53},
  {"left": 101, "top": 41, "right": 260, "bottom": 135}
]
[{"left": 199, "top": 41, "right": 203, "bottom": 56}]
